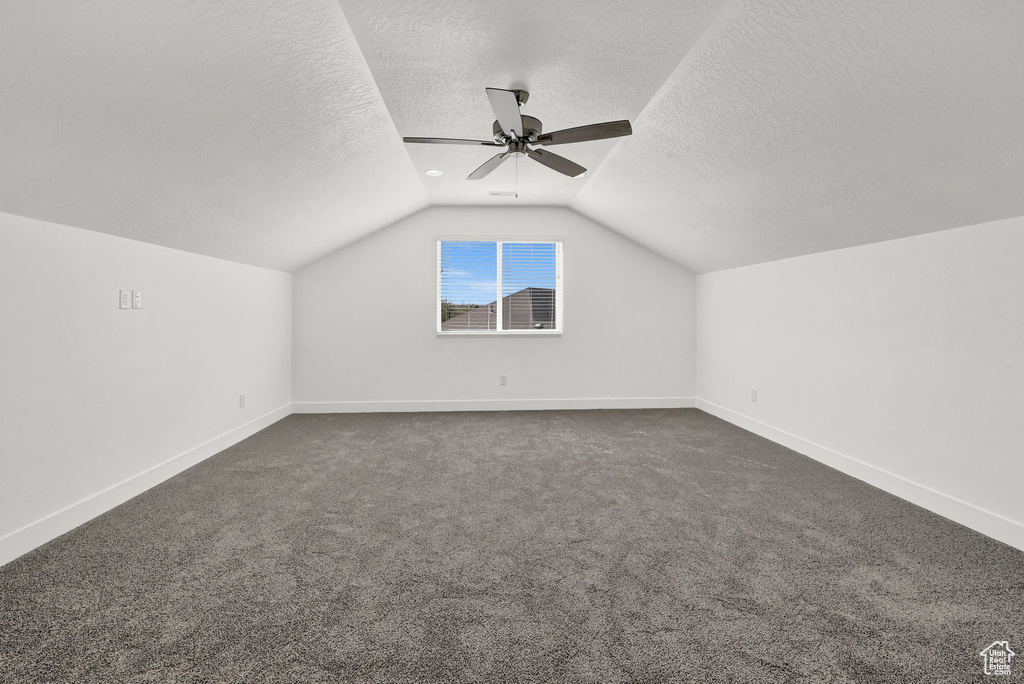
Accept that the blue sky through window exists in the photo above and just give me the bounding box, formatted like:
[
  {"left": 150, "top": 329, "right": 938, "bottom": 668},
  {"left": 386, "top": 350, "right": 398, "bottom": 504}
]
[
  {"left": 439, "top": 241, "right": 497, "bottom": 306},
  {"left": 440, "top": 241, "right": 557, "bottom": 306},
  {"left": 502, "top": 242, "right": 557, "bottom": 298}
]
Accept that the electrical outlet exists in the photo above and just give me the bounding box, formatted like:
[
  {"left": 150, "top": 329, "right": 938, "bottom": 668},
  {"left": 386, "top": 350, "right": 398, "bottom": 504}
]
[
  {"left": 132, "top": 290, "right": 142, "bottom": 309},
  {"left": 119, "top": 290, "right": 131, "bottom": 309},
  {"left": 751, "top": 389, "right": 758, "bottom": 402},
  {"left": 499, "top": 375, "right": 507, "bottom": 386},
  {"left": 239, "top": 394, "right": 246, "bottom": 408}
]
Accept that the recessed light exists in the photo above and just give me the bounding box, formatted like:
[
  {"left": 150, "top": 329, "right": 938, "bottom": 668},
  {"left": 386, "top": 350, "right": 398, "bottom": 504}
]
[{"left": 424, "top": 169, "right": 443, "bottom": 176}]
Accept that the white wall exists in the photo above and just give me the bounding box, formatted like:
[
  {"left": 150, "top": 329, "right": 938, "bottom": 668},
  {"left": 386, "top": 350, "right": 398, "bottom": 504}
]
[
  {"left": 0, "top": 212, "right": 292, "bottom": 565},
  {"left": 696, "top": 216, "right": 1024, "bottom": 550},
  {"left": 293, "top": 206, "right": 695, "bottom": 411}
]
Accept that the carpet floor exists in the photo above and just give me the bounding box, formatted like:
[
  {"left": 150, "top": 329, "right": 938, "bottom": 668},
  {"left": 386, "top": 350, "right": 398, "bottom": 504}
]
[{"left": 1, "top": 409, "right": 1021, "bottom": 683}]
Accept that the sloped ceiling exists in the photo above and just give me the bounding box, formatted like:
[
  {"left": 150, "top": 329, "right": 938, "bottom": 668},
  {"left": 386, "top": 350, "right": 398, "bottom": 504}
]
[
  {"left": 0, "top": 1, "right": 427, "bottom": 272},
  {"left": 2, "top": 1, "right": 1023, "bottom": 273},
  {"left": 573, "top": 0, "right": 1024, "bottom": 272}
]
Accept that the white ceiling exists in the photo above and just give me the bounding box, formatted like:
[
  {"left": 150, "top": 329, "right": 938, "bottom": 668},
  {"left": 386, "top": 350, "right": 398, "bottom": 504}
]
[
  {"left": 337, "top": 0, "right": 725, "bottom": 206},
  {"left": 0, "top": 0, "right": 427, "bottom": 272},
  {"left": 2, "top": 1, "right": 1023, "bottom": 272},
  {"left": 573, "top": 0, "right": 1024, "bottom": 272}
]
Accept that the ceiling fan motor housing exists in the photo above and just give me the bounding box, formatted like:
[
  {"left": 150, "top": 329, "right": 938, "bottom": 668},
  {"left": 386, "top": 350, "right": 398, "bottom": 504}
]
[{"left": 493, "top": 115, "right": 542, "bottom": 144}]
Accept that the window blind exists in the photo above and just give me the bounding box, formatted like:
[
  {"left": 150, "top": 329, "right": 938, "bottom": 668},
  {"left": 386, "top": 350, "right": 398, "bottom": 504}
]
[
  {"left": 501, "top": 242, "right": 559, "bottom": 330},
  {"left": 438, "top": 241, "right": 498, "bottom": 331},
  {"left": 437, "top": 240, "right": 562, "bottom": 333}
]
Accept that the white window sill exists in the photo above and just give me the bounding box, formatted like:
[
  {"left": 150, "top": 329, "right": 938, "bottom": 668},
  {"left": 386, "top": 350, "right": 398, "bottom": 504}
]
[{"left": 437, "top": 330, "right": 562, "bottom": 337}]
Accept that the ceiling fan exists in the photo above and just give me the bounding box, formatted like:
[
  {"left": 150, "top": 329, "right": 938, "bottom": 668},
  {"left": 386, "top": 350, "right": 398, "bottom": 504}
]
[{"left": 403, "top": 88, "right": 632, "bottom": 180}]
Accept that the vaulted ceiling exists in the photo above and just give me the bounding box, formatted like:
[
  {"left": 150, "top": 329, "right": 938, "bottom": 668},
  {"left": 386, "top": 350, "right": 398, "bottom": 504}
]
[{"left": 2, "top": 1, "right": 1023, "bottom": 273}]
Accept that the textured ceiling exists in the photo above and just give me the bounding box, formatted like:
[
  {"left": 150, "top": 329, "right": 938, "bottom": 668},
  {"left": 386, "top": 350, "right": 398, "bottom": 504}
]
[
  {"left": 336, "top": 0, "right": 725, "bottom": 206},
  {"left": 3, "top": 1, "right": 1024, "bottom": 273},
  {"left": 573, "top": 0, "right": 1024, "bottom": 272},
  {"left": 0, "top": 0, "right": 426, "bottom": 271}
]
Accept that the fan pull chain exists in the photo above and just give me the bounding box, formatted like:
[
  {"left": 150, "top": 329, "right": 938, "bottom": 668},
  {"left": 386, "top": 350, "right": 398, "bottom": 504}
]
[{"left": 515, "top": 155, "right": 519, "bottom": 199}]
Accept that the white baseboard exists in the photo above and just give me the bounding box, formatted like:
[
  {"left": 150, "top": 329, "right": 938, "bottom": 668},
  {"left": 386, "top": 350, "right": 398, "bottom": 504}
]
[
  {"left": 695, "top": 398, "right": 1024, "bottom": 552},
  {"left": 293, "top": 397, "right": 696, "bottom": 413},
  {"left": 0, "top": 404, "right": 293, "bottom": 568}
]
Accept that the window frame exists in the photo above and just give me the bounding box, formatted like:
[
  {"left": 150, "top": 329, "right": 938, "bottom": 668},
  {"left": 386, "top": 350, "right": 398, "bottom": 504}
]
[{"left": 436, "top": 239, "right": 563, "bottom": 336}]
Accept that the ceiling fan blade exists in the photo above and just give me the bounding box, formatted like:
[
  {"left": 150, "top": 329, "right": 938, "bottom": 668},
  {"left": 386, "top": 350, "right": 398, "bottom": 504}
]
[
  {"left": 526, "top": 148, "right": 586, "bottom": 178},
  {"left": 403, "top": 136, "right": 502, "bottom": 146},
  {"left": 485, "top": 88, "right": 524, "bottom": 140},
  {"left": 467, "top": 152, "right": 511, "bottom": 180},
  {"left": 532, "top": 120, "right": 632, "bottom": 146}
]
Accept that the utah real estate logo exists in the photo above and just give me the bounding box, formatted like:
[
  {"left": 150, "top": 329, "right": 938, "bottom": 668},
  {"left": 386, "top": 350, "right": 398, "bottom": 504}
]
[{"left": 980, "top": 641, "right": 1015, "bottom": 676}]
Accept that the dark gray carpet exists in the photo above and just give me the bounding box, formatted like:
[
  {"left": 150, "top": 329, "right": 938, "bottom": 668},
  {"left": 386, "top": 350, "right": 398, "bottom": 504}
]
[{"left": 1, "top": 409, "right": 1021, "bottom": 683}]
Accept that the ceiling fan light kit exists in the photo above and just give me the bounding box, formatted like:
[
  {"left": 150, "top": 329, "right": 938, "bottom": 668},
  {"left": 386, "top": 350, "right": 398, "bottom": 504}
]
[{"left": 403, "top": 87, "right": 632, "bottom": 181}]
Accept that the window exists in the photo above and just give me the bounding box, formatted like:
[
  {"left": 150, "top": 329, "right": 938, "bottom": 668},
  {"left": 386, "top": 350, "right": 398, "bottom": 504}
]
[{"left": 437, "top": 240, "right": 562, "bottom": 334}]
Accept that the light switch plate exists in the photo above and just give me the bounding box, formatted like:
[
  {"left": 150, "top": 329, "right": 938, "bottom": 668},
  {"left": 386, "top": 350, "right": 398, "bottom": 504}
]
[{"left": 132, "top": 290, "right": 142, "bottom": 309}]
